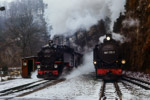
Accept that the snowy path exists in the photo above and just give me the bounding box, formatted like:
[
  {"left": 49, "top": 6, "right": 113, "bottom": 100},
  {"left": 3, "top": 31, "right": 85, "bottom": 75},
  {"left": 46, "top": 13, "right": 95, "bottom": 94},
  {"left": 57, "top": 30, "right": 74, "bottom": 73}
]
[
  {"left": 0, "top": 73, "right": 150, "bottom": 100},
  {"left": 24, "top": 74, "right": 101, "bottom": 100},
  {"left": 122, "top": 80, "right": 150, "bottom": 99}
]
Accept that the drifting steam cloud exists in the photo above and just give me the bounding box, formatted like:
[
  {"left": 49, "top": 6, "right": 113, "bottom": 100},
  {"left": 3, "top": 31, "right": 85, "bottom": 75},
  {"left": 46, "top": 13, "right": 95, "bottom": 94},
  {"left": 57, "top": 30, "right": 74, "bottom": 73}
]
[
  {"left": 66, "top": 52, "right": 95, "bottom": 79},
  {"left": 99, "top": 32, "right": 125, "bottom": 43},
  {"left": 44, "top": 0, "right": 126, "bottom": 38},
  {"left": 122, "top": 18, "right": 140, "bottom": 28}
]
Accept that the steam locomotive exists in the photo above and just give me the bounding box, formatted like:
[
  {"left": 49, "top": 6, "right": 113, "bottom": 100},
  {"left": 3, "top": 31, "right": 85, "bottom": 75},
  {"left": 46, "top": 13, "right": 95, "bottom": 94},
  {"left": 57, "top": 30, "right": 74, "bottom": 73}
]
[
  {"left": 93, "top": 34, "right": 125, "bottom": 80},
  {"left": 36, "top": 40, "right": 82, "bottom": 79}
]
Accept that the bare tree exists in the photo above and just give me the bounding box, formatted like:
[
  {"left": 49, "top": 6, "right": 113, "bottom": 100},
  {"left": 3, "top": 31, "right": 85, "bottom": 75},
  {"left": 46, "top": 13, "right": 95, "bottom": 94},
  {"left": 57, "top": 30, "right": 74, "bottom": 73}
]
[{"left": 0, "top": 0, "right": 49, "bottom": 68}]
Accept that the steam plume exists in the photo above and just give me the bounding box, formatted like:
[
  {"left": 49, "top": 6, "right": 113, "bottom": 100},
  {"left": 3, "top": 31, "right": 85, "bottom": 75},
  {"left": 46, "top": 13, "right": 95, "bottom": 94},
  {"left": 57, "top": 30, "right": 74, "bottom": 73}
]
[
  {"left": 99, "top": 32, "right": 125, "bottom": 43},
  {"left": 44, "top": 0, "right": 126, "bottom": 38},
  {"left": 66, "top": 52, "right": 94, "bottom": 79}
]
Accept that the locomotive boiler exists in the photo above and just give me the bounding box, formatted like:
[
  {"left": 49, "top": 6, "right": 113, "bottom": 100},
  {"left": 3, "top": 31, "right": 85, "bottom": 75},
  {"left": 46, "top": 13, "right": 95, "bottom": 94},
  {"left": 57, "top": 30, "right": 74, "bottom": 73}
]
[
  {"left": 93, "top": 34, "right": 126, "bottom": 80},
  {"left": 36, "top": 40, "right": 82, "bottom": 79}
]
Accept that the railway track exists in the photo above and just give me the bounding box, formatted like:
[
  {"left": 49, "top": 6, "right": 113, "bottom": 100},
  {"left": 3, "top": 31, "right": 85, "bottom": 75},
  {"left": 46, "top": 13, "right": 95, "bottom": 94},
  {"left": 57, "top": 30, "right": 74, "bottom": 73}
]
[
  {"left": 122, "top": 76, "right": 150, "bottom": 90},
  {"left": 0, "top": 78, "right": 65, "bottom": 97},
  {"left": 17, "top": 78, "right": 65, "bottom": 97},
  {"left": 99, "top": 81, "right": 105, "bottom": 100},
  {"left": 0, "top": 80, "right": 49, "bottom": 96},
  {"left": 99, "top": 81, "right": 122, "bottom": 100}
]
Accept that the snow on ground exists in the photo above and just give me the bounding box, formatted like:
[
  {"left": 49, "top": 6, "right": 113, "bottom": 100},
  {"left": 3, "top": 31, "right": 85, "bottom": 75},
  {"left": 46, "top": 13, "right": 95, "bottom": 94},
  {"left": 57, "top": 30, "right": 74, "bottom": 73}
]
[
  {"left": 122, "top": 80, "right": 150, "bottom": 100},
  {"left": 104, "top": 83, "right": 118, "bottom": 99},
  {"left": 124, "top": 71, "right": 150, "bottom": 82},
  {"left": 0, "top": 78, "right": 41, "bottom": 92},
  {"left": 0, "top": 74, "right": 22, "bottom": 82},
  {"left": 0, "top": 71, "right": 41, "bottom": 92},
  {"left": 123, "top": 71, "right": 150, "bottom": 99},
  {"left": 118, "top": 82, "right": 137, "bottom": 100},
  {"left": 24, "top": 74, "right": 101, "bottom": 100},
  {"left": 0, "top": 76, "right": 11, "bottom": 82},
  {"left": 0, "top": 71, "right": 150, "bottom": 100}
]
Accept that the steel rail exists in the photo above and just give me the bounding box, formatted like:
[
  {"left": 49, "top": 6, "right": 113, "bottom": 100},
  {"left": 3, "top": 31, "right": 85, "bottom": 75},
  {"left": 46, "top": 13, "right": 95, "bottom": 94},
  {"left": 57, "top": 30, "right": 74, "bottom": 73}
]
[
  {"left": 99, "top": 81, "right": 106, "bottom": 100},
  {"left": 124, "top": 76, "right": 150, "bottom": 85},
  {"left": 0, "top": 80, "right": 42, "bottom": 93},
  {"left": 17, "top": 78, "right": 66, "bottom": 97},
  {"left": 122, "top": 77, "right": 150, "bottom": 90},
  {"left": 114, "top": 82, "right": 122, "bottom": 100},
  {"left": 0, "top": 80, "right": 49, "bottom": 96}
]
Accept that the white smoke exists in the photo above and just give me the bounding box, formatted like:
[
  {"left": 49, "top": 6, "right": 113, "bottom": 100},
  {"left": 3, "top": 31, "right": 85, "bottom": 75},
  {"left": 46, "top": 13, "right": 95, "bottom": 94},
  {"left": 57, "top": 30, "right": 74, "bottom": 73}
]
[
  {"left": 99, "top": 35, "right": 106, "bottom": 43},
  {"left": 66, "top": 52, "right": 95, "bottom": 79},
  {"left": 112, "top": 33, "right": 125, "bottom": 43},
  {"left": 44, "top": 0, "right": 126, "bottom": 38},
  {"left": 99, "top": 32, "right": 125, "bottom": 43},
  {"left": 31, "top": 70, "right": 39, "bottom": 79},
  {"left": 122, "top": 18, "right": 140, "bottom": 28},
  {"left": 107, "top": 0, "right": 126, "bottom": 31}
]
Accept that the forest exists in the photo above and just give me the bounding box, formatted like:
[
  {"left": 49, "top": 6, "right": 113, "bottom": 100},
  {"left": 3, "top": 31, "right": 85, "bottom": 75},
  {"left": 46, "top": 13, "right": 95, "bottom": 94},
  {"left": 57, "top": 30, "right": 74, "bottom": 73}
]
[{"left": 0, "top": 0, "right": 49, "bottom": 69}]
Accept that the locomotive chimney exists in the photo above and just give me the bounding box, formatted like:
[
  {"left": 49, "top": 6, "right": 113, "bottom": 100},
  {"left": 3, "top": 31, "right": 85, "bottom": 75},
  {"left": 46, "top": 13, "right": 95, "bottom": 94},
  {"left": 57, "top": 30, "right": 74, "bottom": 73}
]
[{"left": 106, "top": 34, "right": 112, "bottom": 38}]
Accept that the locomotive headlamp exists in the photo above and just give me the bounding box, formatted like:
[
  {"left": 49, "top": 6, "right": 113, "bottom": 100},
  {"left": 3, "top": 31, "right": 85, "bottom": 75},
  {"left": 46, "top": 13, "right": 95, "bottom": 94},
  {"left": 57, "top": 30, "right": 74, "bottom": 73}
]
[
  {"left": 121, "top": 60, "right": 126, "bottom": 64},
  {"left": 54, "top": 64, "right": 58, "bottom": 68},
  {"left": 93, "top": 61, "right": 97, "bottom": 65},
  {"left": 106, "top": 36, "right": 111, "bottom": 41},
  {"left": 37, "top": 65, "right": 41, "bottom": 69}
]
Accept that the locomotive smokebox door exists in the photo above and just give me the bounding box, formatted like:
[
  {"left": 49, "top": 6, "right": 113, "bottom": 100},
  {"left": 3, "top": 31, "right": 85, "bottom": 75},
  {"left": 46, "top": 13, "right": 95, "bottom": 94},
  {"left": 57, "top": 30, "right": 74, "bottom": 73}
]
[{"left": 22, "top": 56, "right": 37, "bottom": 78}]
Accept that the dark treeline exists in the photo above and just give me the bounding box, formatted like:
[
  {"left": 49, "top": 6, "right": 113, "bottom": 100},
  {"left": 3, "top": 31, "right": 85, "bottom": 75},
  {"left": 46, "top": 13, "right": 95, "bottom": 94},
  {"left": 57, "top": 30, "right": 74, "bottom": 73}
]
[
  {"left": 0, "top": 0, "right": 49, "bottom": 68},
  {"left": 114, "top": 0, "right": 150, "bottom": 73}
]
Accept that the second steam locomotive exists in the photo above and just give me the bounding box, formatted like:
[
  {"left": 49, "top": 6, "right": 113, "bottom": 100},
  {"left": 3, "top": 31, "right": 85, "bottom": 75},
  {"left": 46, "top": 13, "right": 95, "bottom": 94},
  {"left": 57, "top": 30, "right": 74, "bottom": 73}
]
[
  {"left": 36, "top": 41, "right": 82, "bottom": 79},
  {"left": 93, "top": 34, "right": 125, "bottom": 80}
]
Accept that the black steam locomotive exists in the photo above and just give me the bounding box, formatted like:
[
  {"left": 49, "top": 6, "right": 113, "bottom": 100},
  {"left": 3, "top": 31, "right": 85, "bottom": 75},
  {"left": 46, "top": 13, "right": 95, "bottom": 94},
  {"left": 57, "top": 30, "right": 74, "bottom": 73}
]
[
  {"left": 36, "top": 41, "right": 82, "bottom": 79},
  {"left": 93, "top": 34, "right": 125, "bottom": 80}
]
